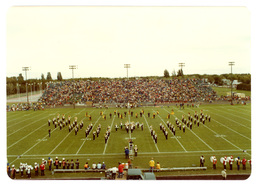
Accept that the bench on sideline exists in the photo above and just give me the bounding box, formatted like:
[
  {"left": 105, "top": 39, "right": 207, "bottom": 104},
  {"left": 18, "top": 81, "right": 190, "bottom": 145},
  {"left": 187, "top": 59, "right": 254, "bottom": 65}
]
[{"left": 53, "top": 167, "right": 207, "bottom": 174}]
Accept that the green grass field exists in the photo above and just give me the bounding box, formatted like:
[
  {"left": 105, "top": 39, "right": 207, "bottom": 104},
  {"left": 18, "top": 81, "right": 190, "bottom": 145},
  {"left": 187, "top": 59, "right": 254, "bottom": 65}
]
[{"left": 7, "top": 104, "right": 251, "bottom": 179}]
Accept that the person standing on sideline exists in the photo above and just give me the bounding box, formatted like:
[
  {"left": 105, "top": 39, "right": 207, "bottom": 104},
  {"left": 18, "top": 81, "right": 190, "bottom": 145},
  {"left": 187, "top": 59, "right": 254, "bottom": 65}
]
[
  {"left": 75, "top": 159, "right": 79, "bottom": 169},
  {"left": 118, "top": 162, "right": 124, "bottom": 178},
  {"left": 40, "top": 162, "right": 45, "bottom": 176},
  {"left": 237, "top": 157, "right": 241, "bottom": 170},
  {"left": 48, "top": 157, "right": 52, "bottom": 171},
  {"left": 200, "top": 155, "right": 205, "bottom": 167},
  {"left": 11, "top": 165, "right": 16, "bottom": 179},
  {"left": 125, "top": 147, "right": 129, "bottom": 159},
  {"left": 34, "top": 163, "right": 39, "bottom": 176},
  {"left": 242, "top": 157, "right": 247, "bottom": 170},
  {"left": 229, "top": 156, "right": 234, "bottom": 170},
  {"left": 213, "top": 156, "right": 217, "bottom": 169},
  {"left": 149, "top": 158, "right": 155, "bottom": 172}
]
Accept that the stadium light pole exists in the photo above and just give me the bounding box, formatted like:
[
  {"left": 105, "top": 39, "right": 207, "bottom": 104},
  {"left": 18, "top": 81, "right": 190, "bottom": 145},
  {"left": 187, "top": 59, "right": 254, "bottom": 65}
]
[
  {"left": 229, "top": 62, "right": 235, "bottom": 105},
  {"left": 124, "top": 64, "right": 131, "bottom": 80},
  {"left": 69, "top": 65, "right": 77, "bottom": 109},
  {"left": 124, "top": 64, "right": 131, "bottom": 108},
  {"left": 69, "top": 65, "right": 78, "bottom": 79},
  {"left": 22, "top": 67, "right": 30, "bottom": 105},
  {"left": 178, "top": 63, "right": 185, "bottom": 76}
]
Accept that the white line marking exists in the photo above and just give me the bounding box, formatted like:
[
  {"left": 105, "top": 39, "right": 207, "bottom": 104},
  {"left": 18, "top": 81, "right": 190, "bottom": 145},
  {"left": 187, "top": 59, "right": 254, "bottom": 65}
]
[
  {"left": 163, "top": 108, "right": 214, "bottom": 152},
  {"left": 8, "top": 149, "right": 251, "bottom": 158},
  {"left": 143, "top": 115, "right": 160, "bottom": 153},
  {"left": 7, "top": 112, "right": 57, "bottom": 136},
  {"left": 76, "top": 110, "right": 105, "bottom": 155},
  {"left": 208, "top": 107, "right": 250, "bottom": 129},
  {"left": 103, "top": 115, "right": 116, "bottom": 154},
  {"left": 186, "top": 107, "right": 251, "bottom": 141},
  {"left": 22, "top": 127, "right": 58, "bottom": 155},
  {"left": 152, "top": 109, "right": 187, "bottom": 152}
]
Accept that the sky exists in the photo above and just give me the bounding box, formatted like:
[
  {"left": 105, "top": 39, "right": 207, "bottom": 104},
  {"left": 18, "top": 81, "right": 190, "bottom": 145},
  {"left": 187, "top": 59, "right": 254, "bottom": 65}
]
[{"left": 5, "top": 6, "right": 251, "bottom": 79}]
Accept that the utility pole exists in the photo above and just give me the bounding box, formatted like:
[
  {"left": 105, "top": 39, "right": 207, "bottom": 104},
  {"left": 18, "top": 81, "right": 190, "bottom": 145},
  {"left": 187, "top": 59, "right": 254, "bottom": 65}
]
[
  {"left": 22, "top": 67, "right": 30, "bottom": 105},
  {"left": 229, "top": 62, "right": 235, "bottom": 105}
]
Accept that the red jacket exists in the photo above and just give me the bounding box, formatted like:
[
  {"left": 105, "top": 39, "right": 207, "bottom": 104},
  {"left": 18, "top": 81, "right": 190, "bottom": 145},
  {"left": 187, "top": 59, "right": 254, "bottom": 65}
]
[
  {"left": 242, "top": 158, "right": 247, "bottom": 165},
  {"left": 118, "top": 164, "right": 124, "bottom": 173},
  {"left": 40, "top": 164, "right": 45, "bottom": 170}
]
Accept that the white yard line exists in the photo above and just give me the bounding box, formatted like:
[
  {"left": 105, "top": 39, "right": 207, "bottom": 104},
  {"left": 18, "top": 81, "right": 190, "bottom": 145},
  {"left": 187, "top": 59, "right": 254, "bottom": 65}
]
[
  {"left": 173, "top": 107, "right": 247, "bottom": 153},
  {"left": 7, "top": 112, "right": 45, "bottom": 126},
  {"left": 103, "top": 115, "right": 116, "bottom": 154},
  {"left": 8, "top": 149, "right": 252, "bottom": 159},
  {"left": 152, "top": 109, "right": 187, "bottom": 152},
  {"left": 186, "top": 107, "right": 251, "bottom": 141},
  {"left": 7, "top": 124, "right": 46, "bottom": 149},
  {"left": 208, "top": 107, "right": 251, "bottom": 128},
  {"left": 7, "top": 112, "right": 53, "bottom": 134},
  {"left": 163, "top": 108, "right": 214, "bottom": 152},
  {"left": 143, "top": 115, "right": 160, "bottom": 153},
  {"left": 21, "top": 127, "right": 59, "bottom": 155},
  {"left": 217, "top": 106, "right": 251, "bottom": 117},
  {"left": 76, "top": 110, "right": 105, "bottom": 155}
]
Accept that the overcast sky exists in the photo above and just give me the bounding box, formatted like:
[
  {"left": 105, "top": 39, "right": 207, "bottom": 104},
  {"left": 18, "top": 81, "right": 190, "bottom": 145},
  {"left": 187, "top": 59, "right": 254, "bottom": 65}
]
[{"left": 6, "top": 6, "right": 251, "bottom": 79}]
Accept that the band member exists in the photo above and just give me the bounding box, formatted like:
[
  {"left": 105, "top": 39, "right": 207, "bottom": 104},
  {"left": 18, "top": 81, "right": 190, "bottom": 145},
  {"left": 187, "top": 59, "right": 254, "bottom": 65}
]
[
  {"left": 40, "top": 162, "right": 45, "bottom": 176},
  {"left": 183, "top": 124, "right": 186, "bottom": 133},
  {"left": 55, "top": 157, "right": 59, "bottom": 169},
  {"left": 190, "top": 122, "right": 193, "bottom": 130},
  {"left": 48, "top": 129, "right": 51, "bottom": 137},
  {"left": 105, "top": 134, "right": 108, "bottom": 144},
  {"left": 93, "top": 131, "right": 96, "bottom": 140},
  {"left": 48, "top": 119, "right": 51, "bottom": 126},
  {"left": 223, "top": 157, "right": 227, "bottom": 169},
  {"left": 20, "top": 163, "right": 24, "bottom": 177},
  {"left": 34, "top": 163, "right": 39, "bottom": 176},
  {"left": 66, "top": 160, "right": 70, "bottom": 169},
  {"left": 165, "top": 130, "right": 168, "bottom": 140},
  {"left": 96, "top": 128, "right": 100, "bottom": 137},
  {"left": 115, "top": 124, "right": 118, "bottom": 131},
  {"left": 141, "top": 123, "right": 144, "bottom": 131},
  {"left": 75, "top": 159, "right": 79, "bottom": 169},
  {"left": 173, "top": 127, "right": 176, "bottom": 136},
  {"left": 70, "top": 159, "right": 74, "bottom": 169},
  {"left": 242, "top": 157, "right": 247, "bottom": 170},
  {"left": 213, "top": 156, "right": 217, "bottom": 169},
  {"left": 229, "top": 156, "right": 234, "bottom": 170},
  {"left": 68, "top": 116, "right": 71, "bottom": 124},
  {"left": 134, "top": 145, "right": 138, "bottom": 156},
  {"left": 200, "top": 155, "right": 205, "bottom": 167},
  {"left": 62, "top": 158, "right": 66, "bottom": 169}
]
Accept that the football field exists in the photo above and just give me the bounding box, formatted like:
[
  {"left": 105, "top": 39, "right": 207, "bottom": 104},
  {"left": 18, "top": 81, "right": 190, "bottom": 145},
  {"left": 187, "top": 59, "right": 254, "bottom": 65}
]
[{"left": 7, "top": 103, "right": 251, "bottom": 177}]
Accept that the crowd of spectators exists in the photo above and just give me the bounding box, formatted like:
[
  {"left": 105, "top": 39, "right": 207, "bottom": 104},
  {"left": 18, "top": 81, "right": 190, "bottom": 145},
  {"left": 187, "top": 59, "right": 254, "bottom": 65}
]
[{"left": 38, "top": 78, "right": 218, "bottom": 106}]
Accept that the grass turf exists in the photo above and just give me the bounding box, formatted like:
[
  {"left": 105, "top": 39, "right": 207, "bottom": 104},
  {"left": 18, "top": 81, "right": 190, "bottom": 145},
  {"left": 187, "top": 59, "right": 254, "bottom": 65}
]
[{"left": 6, "top": 104, "right": 251, "bottom": 179}]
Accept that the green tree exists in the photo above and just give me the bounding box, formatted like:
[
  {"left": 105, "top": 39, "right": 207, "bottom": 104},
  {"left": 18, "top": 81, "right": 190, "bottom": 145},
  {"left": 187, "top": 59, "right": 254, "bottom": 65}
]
[
  {"left": 177, "top": 69, "right": 183, "bottom": 77},
  {"left": 57, "top": 72, "right": 63, "bottom": 81},
  {"left": 46, "top": 72, "right": 52, "bottom": 81},
  {"left": 164, "top": 69, "right": 170, "bottom": 78}
]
